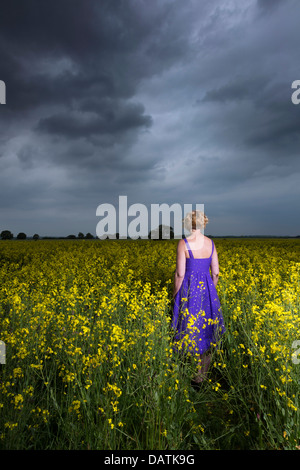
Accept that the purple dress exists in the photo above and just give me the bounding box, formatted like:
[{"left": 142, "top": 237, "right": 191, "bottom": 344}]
[{"left": 172, "top": 238, "right": 225, "bottom": 355}]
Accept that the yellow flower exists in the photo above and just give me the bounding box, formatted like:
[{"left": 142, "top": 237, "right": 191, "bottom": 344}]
[
  {"left": 5, "top": 422, "right": 18, "bottom": 431},
  {"left": 108, "top": 418, "right": 114, "bottom": 429}
]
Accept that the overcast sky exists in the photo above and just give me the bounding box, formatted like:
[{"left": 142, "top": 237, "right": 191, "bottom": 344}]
[{"left": 0, "top": 0, "right": 300, "bottom": 237}]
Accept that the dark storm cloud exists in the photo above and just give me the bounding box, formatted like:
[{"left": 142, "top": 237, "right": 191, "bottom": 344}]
[
  {"left": 201, "top": 76, "right": 269, "bottom": 103},
  {"left": 0, "top": 0, "right": 190, "bottom": 171},
  {"left": 257, "top": 0, "right": 284, "bottom": 11},
  {"left": 0, "top": 0, "right": 300, "bottom": 236},
  {"left": 16, "top": 144, "right": 35, "bottom": 170},
  {"left": 0, "top": 0, "right": 167, "bottom": 199},
  {"left": 36, "top": 101, "right": 152, "bottom": 139},
  {"left": 0, "top": 0, "right": 189, "bottom": 109},
  {"left": 201, "top": 74, "right": 300, "bottom": 155},
  {"left": 0, "top": 0, "right": 157, "bottom": 129}
]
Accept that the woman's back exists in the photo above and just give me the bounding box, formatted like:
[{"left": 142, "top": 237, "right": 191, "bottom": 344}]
[{"left": 184, "top": 234, "right": 213, "bottom": 259}]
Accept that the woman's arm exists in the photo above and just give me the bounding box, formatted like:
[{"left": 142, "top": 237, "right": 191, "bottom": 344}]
[
  {"left": 210, "top": 243, "right": 220, "bottom": 288},
  {"left": 173, "top": 239, "right": 186, "bottom": 298}
]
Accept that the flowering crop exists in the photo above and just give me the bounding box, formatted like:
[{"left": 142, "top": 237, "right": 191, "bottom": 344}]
[{"left": 0, "top": 238, "right": 299, "bottom": 450}]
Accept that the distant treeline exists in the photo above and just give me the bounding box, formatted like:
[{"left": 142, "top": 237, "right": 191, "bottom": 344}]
[
  {"left": 1, "top": 229, "right": 300, "bottom": 240},
  {"left": 0, "top": 230, "right": 95, "bottom": 240}
]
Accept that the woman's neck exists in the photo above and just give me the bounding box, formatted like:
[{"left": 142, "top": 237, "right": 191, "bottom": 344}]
[{"left": 189, "top": 229, "right": 204, "bottom": 238}]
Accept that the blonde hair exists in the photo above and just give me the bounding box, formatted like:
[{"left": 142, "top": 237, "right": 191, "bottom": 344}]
[{"left": 183, "top": 210, "right": 209, "bottom": 232}]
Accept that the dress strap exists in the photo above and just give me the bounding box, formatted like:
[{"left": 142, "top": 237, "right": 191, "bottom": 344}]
[
  {"left": 184, "top": 238, "right": 194, "bottom": 259},
  {"left": 210, "top": 239, "right": 214, "bottom": 258}
]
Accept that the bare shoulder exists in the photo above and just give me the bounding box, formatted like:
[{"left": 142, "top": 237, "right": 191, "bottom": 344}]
[
  {"left": 177, "top": 238, "right": 186, "bottom": 250},
  {"left": 210, "top": 238, "right": 219, "bottom": 255},
  {"left": 204, "top": 235, "right": 214, "bottom": 248}
]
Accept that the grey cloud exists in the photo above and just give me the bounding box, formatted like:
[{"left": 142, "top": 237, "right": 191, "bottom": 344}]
[
  {"left": 201, "top": 76, "right": 269, "bottom": 103},
  {"left": 0, "top": 0, "right": 300, "bottom": 236},
  {"left": 17, "top": 145, "right": 35, "bottom": 170},
  {"left": 36, "top": 101, "right": 152, "bottom": 139},
  {"left": 257, "top": 0, "right": 286, "bottom": 11},
  {"left": 0, "top": 0, "right": 192, "bottom": 111}
]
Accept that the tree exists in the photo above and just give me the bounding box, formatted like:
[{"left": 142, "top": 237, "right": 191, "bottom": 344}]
[
  {"left": 1, "top": 230, "right": 13, "bottom": 240},
  {"left": 85, "top": 233, "right": 94, "bottom": 239},
  {"left": 33, "top": 234, "right": 39, "bottom": 241},
  {"left": 17, "top": 232, "right": 27, "bottom": 240},
  {"left": 78, "top": 232, "right": 84, "bottom": 239},
  {"left": 148, "top": 224, "right": 174, "bottom": 240},
  {"left": 66, "top": 234, "right": 76, "bottom": 239}
]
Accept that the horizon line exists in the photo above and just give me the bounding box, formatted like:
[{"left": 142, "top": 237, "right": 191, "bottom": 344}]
[{"left": 2, "top": 234, "right": 300, "bottom": 239}]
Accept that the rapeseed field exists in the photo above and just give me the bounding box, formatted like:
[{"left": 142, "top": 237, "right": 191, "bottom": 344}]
[{"left": 0, "top": 238, "right": 299, "bottom": 449}]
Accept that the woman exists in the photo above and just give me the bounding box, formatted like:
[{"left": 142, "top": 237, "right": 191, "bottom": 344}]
[{"left": 172, "top": 210, "right": 225, "bottom": 384}]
